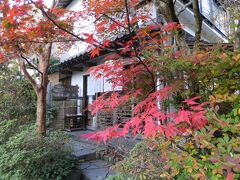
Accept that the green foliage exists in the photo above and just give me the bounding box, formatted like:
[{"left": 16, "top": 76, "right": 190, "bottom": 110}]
[
  {"left": 114, "top": 106, "right": 240, "bottom": 179},
  {"left": 95, "top": 46, "right": 240, "bottom": 179},
  {"left": 0, "top": 119, "right": 79, "bottom": 180},
  {"left": 46, "top": 104, "right": 58, "bottom": 128},
  {"left": 144, "top": 48, "right": 240, "bottom": 108},
  {"left": 0, "top": 62, "right": 36, "bottom": 121},
  {"left": 0, "top": 119, "right": 22, "bottom": 145}
]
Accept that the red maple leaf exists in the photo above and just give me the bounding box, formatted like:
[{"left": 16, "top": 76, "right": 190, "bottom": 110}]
[
  {"left": 83, "top": 33, "right": 96, "bottom": 44},
  {"left": 226, "top": 172, "right": 234, "bottom": 180},
  {"left": 175, "top": 110, "right": 190, "bottom": 124},
  {"left": 90, "top": 47, "right": 100, "bottom": 58},
  {"left": 102, "top": 39, "right": 111, "bottom": 47},
  {"left": 184, "top": 96, "right": 201, "bottom": 105}
]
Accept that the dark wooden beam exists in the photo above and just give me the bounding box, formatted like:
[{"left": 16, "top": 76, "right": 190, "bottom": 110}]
[
  {"left": 71, "top": 66, "right": 84, "bottom": 71},
  {"left": 84, "top": 62, "right": 97, "bottom": 67}
]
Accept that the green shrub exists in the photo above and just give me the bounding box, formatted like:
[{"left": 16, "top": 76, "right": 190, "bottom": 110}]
[
  {"left": 0, "top": 120, "right": 79, "bottom": 180},
  {"left": 114, "top": 107, "right": 240, "bottom": 179},
  {"left": 106, "top": 175, "right": 134, "bottom": 180},
  {"left": 46, "top": 104, "right": 58, "bottom": 128},
  {"left": 0, "top": 62, "right": 36, "bottom": 121}
]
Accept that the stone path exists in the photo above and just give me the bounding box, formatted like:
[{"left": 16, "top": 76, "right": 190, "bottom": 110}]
[
  {"left": 67, "top": 130, "right": 141, "bottom": 180},
  {"left": 80, "top": 160, "right": 115, "bottom": 180},
  {"left": 67, "top": 130, "right": 116, "bottom": 180}
]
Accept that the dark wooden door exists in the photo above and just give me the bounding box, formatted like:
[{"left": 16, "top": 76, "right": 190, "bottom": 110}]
[{"left": 83, "top": 75, "right": 90, "bottom": 127}]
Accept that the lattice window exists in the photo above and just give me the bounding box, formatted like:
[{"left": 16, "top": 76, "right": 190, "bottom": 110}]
[{"left": 97, "top": 104, "right": 133, "bottom": 129}]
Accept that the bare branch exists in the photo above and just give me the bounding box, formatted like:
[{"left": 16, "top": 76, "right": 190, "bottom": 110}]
[
  {"left": 124, "top": 0, "right": 156, "bottom": 91},
  {"left": 29, "top": 0, "right": 128, "bottom": 55},
  {"left": 20, "top": 54, "right": 43, "bottom": 79},
  {"left": 17, "top": 58, "right": 37, "bottom": 92},
  {"left": 103, "top": 14, "right": 128, "bottom": 30}
]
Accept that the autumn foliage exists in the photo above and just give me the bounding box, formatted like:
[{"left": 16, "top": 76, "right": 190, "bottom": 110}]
[
  {"left": 76, "top": 0, "right": 240, "bottom": 179},
  {"left": 79, "top": 0, "right": 208, "bottom": 142},
  {"left": 0, "top": 0, "right": 239, "bottom": 179},
  {"left": 0, "top": 0, "right": 83, "bottom": 136}
]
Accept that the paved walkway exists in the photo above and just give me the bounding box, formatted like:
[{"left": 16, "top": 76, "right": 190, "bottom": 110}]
[
  {"left": 67, "top": 130, "right": 116, "bottom": 180},
  {"left": 67, "top": 130, "right": 141, "bottom": 180},
  {"left": 80, "top": 160, "right": 115, "bottom": 180}
]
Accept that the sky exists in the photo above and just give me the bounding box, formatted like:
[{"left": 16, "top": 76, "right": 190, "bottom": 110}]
[{"left": 43, "top": 0, "right": 54, "bottom": 8}]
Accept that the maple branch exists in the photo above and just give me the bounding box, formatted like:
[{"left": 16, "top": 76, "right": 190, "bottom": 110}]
[
  {"left": 77, "top": 14, "right": 106, "bottom": 29},
  {"left": 18, "top": 38, "right": 83, "bottom": 43},
  {"left": 21, "top": 53, "right": 44, "bottom": 88},
  {"left": 42, "top": 43, "right": 52, "bottom": 87},
  {"left": 124, "top": 0, "right": 156, "bottom": 91},
  {"left": 192, "top": 0, "right": 202, "bottom": 47},
  {"left": 30, "top": 0, "right": 116, "bottom": 52},
  {"left": 14, "top": 43, "right": 39, "bottom": 90},
  {"left": 103, "top": 14, "right": 128, "bottom": 30},
  {"left": 34, "top": 3, "right": 85, "bottom": 42},
  {"left": 17, "top": 58, "right": 37, "bottom": 92},
  {"left": 30, "top": 0, "right": 144, "bottom": 61},
  {"left": 0, "top": 39, "right": 83, "bottom": 47},
  {"left": 20, "top": 54, "right": 43, "bottom": 78}
]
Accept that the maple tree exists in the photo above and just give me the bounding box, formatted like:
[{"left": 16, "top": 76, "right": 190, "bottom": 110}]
[
  {"left": 0, "top": 0, "right": 83, "bottom": 136},
  {"left": 74, "top": 0, "right": 208, "bottom": 142}
]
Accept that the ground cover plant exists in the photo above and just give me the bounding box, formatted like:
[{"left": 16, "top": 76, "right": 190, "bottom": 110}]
[
  {"left": 0, "top": 62, "right": 36, "bottom": 121},
  {"left": 0, "top": 119, "right": 79, "bottom": 180},
  {"left": 0, "top": 62, "right": 78, "bottom": 180}
]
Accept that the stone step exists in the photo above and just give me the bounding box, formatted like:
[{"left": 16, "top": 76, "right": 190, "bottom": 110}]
[
  {"left": 66, "top": 131, "right": 120, "bottom": 180},
  {"left": 80, "top": 160, "right": 116, "bottom": 180},
  {"left": 68, "top": 140, "right": 106, "bottom": 161}
]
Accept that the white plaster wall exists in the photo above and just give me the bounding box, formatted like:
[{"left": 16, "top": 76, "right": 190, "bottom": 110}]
[
  {"left": 71, "top": 71, "right": 84, "bottom": 96},
  {"left": 88, "top": 75, "right": 103, "bottom": 95},
  {"left": 63, "top": 0, "right": 229, "bottom": 96},
  {"left": 137, "top": 1, "right": 157, "bottom": 26},
  {"left": 58, "top": 0, "right": 96, "bottom": 62},
  {"left": 71, "top": 69, "right": 114, "bottom": 97}
]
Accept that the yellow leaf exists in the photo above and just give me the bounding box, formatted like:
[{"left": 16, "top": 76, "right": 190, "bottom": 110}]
[
  {"left": 188, "top": 167, "right": 193, "bottom": 173},
  {"left": 233, "top": 54, "right": 240, "bottom": 61},
  {"left": 160, "top": 172, "right": 169, "bottom": 177}
]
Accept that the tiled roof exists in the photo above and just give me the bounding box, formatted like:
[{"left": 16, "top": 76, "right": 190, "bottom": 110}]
[{"left": 57, "top": 0, "right": 73, "bottom": 8}]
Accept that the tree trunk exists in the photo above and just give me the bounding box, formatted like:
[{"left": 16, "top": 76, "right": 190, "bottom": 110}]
[
  {"left": 21, "top": 43, "right": 52, "bottom": 137},
  {"left": 192, "top": 0, "right": 202, "bottom": 48},
  {"left": 234, "top": 20, "right": 240, "bottom": 49},
  {"left": 36, "top": 87, "right": 47, "bottom": 136},
  {"left": 154, "top": 0, "right": 190, "bottom": 51},
  {"left": 35, "top": 44, "right": 52, "bottom": 136}
]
